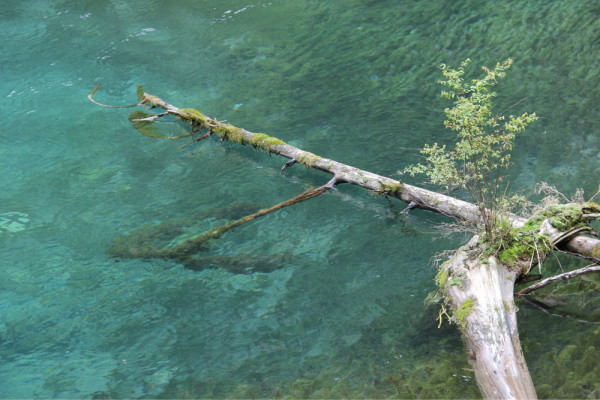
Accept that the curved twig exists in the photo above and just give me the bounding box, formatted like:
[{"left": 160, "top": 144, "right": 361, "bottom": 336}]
[
  {"left": 180, "top": 131, "right": 213, "bottom": 149},
  {"left": 88, "top": 84, "right": 141, "bottom": 108},
  {"left": 281, "top": 158, "right": 298, "bottom": 173},
  {"left": 588, "top": 185, "right": 600, "bottom": 202},
  {"left": 400, "top": 201, "right": 418, "bottom": 214},
  {"left": 130, "top": 112, "right": 169, "bottom": 122},
  {"left": 558, "top": 248, "right": 600, "bottom": 264}
]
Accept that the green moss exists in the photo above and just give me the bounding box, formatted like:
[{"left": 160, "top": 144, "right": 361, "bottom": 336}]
[
  {"left": 591, "top": 243, "right": 600, "bottom": 260},
  {"left": 136, "top": 84, "right": 145, "bottom": 103},
  {"left": 297, "top": 151, "right": 322, "bottom": 167},
  {"left": 494, "top": 203, "right": 587, "bottom": 269},
  {"left": 503, "top": 300, "right": 511, "bottom": 312},
  {"left": 455, "top": 298, "right": 474, "bottom": 328},
  {"left": 436, "top": 269, "right": 450, "bottom": 288},
  {"left": 448, "top": 277, "right": 463, "bottom": 288},
  {"left": 177, "top": 108, "right": 208, "bottom": 126},
  {"left": 582, "top": 201, "right": 600, "bottom": 214},
  {"left": 548, "top": 204, "right": 582, "bottom": 230},
  {"left": 142, "top": 94, "right": 163, "bottom": 108},
  {"left": 213, "top": 124, "right": 247, "bottom": 144},
  {"left": 498, "top": 241, "right": 529, "bottom": 265},
  {"left": 522, "top": 203, "right": 583, "bottom": 232},
  {"left": 249, "top": 132, "right": 287, "bottom": 151},
  {"left": 378, "top": 181, "right": 403, "bottom": 197}
]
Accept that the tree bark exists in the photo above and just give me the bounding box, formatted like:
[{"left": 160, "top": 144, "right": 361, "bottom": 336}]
[{"left": 442, "top": 237, "right": 537, "bottom": 399}]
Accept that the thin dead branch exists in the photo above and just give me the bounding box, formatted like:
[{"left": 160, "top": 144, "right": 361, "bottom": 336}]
[
  {"left": 88, "top": 84, "right": 141, "bottom": 108},
  {"left": 588, "top": 185, "right": 600, "bottom": 202},
  {"left": 516, "top": 263, "right": 600, "bottom": 295}
]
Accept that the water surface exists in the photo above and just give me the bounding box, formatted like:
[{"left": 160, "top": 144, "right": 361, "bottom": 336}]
[{"left": 1, "top": 1, "right": 599, "bottom": 398}]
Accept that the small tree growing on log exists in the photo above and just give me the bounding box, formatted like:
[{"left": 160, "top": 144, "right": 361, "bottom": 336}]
[{"left": 402, "top": 58, "right": 537, "bottom": 240}]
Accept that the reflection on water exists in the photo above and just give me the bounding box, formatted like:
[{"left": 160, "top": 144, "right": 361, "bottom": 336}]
[{"left": 1, "top": 0, "right": 599, "bottom": 397}]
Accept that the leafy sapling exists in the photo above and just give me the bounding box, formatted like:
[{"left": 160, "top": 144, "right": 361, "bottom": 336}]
[{"left": 402, "top": 58, "right": 537, "bottom": 243}]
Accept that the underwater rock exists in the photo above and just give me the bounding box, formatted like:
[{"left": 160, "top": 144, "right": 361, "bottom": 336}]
[{"left": 0, "top": 212, "right": 31, "bottom": 233}]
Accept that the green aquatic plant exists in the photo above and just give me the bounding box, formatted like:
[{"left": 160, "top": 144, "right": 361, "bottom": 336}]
[
  {"left": 128, "top": 110, "right": 161, "bottom": 138},
  {"left": 455, "top": 298, "right": 474, "bottom": 328}
]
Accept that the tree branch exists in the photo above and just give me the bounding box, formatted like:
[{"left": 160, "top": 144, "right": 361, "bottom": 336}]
[{"left": 515, "top": 263, "right": 600, "bottom": 295}]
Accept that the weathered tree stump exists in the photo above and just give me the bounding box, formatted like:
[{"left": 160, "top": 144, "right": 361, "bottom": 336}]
[{"left": 440, "top": 237, "right": 536, "bottom": 399}]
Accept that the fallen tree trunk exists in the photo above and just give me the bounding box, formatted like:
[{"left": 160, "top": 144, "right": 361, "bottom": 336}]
[
  {"left": 90, "top": 86, "right": 600, "bottom": 399},
  {"left": 134, "top": 88, "right": 485, "bottom": 224},
  {"left": 130, "top": 88, "right": 599, "bottom": 259}
]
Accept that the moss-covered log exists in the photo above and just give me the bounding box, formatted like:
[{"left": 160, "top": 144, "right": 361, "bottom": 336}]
[
  {"left": 130, "top": 88, "right": 600, "bottom": 260},
  {"left": 437, "top": 202, "right": 600, "bottom": 399},
  {"left": 135, "top": 88, "right": 485, "bottom": 223}
]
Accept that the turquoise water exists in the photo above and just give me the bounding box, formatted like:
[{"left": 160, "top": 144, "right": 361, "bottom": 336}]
[{"left": 1, "top": 0, "right": 600, "bottom": 398}]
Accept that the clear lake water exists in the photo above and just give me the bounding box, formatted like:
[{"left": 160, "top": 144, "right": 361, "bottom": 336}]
[{"left": 1, "top": 0, "right": 600, "bottom": 398}]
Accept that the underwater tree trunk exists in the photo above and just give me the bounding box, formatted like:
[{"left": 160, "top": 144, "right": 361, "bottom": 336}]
[{"left": 441, "top": 237, "right": 537, "bottom": 399}]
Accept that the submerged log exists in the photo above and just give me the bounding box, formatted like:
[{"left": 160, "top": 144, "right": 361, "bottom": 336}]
[{"left": 90, "top": 86, "right": 600, "bottom": 399}]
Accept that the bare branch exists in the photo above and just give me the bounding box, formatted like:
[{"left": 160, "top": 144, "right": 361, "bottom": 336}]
[
  {"left": 535, "top": 182, "right": 570, "bottom": 203},
  {"left": 588, "top": 185, "right": 600, "bottom": 202},
  {"left": 280, "top": 158, "right": 297, "bottom": 173},
  {"left": 131, "top": 111, "right": 169, "bottom": 122},
  {"left": 180, "top": 131, "right": 212, "bottom": 149},
  {"left": 516, "top": 263, "right": 600, "bottom": 295},
  {"left": 155, "top": 177, "right": 341, "bottom": 260}
]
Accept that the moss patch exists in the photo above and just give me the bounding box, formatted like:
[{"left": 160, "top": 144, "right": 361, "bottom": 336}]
[
  {"left": 436, "top": 269, "right": 450, "bottom": 288},
  {"left": 297, "top": 151, "right": 322, "bottom": 167},
  {"left": 490, "top": 203, "right": 589, "bottom": 270},
  {"left": 136, "top": 84, "right": 145, "bottom": 103},
  {"left": 177, "top": 108, "right": 208, "bottom": 126},
  {"left": 455, "top": 298, "right": 474, "bottom": 328},
  {"left": 521, "top": 203, "right": 583, "bottom": 232},
  {"left": 249, "top": 132, "right": 287, "bottom": 151},
  {"left": 213, "top": 124, "right": 247, "bottom": 144},
  {"left": 378, "top": 181, "right": 403, "bottom": 197},
  {"left": 448, "top": 276, "right": 463, "bottom": 288}
]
